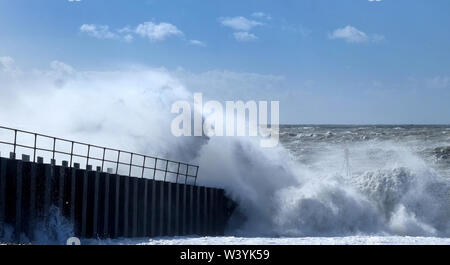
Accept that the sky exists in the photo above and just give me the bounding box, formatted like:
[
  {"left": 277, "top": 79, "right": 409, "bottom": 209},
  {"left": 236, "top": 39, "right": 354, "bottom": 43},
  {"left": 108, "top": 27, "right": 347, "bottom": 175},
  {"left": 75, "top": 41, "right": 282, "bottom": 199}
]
[{"left": 1, "top": 0, "right": 450, "bottom": 124}]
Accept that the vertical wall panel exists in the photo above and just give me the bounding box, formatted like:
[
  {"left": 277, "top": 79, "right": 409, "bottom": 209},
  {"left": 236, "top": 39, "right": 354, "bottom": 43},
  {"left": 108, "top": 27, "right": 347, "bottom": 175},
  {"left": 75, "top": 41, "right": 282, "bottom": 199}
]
[
  {"left": 5, "top": 160, "right": 17, "bottom": 231},
  {"left": 20, "top": 162, "right": 31, "bottom": 240},
  {"left": 102, "top": 173, "right": 110, "bottom": 238},
  {"left": 203, "top": 187, "right": 208, "bottom": 235},
  {"left": 70, "top": 168, "right": 76, "bottom": 227},
  {"left": 43, "top": 164, "right": 53, "bottom": 221},
  {"left": 15, "top": 160, "right": 22, "bottom": 241},
  {"left": 95, "top": 172, "right": 104, "bottom": 238},
  {"left": 62, "top": 167, "right": 71, "bottom": 219},
  {"left": 162, "top": 182, "right": 169, "bottom": 236},
  {"left": 218, "top": 189, "right": 226, "bottom": 235},
  {"left": 195, "top": 186, "right": 201, "bottom": 235},
  {"left": 166, "top": 183, "right": 171, "bottom": 236},
  {"left": 208, "top": 188, "right": 214, "bottom": 235},
  {"left": 108, "top": 174, "right": 118, "bottom": 238},
  {"left": 213, "top": 188, "right": 219, "bottom": 235},
  {"left": 131, "top": 178, "right": 138, "bottom": 237},
  {"left": 57, "top": 166, "right": 66, "bottom": 212},
  {"left": 137, "top": 178, "right": 147, "bottom": 237},
  {"left": 92, "top": 171, "right": 100, "bottom": 237},
  {"left": 150, "top": 180, "right": 157, "bottom": 237},
  {"left": 81, "top": 170, "right": 88, "bottom": 238},
  {"left": 189, "top": 185, "right": 194, "bottom": 235},
  {"left": 117, "top": 175, "right": 125, "bottom": 237},
  {"left": 175, "top": 183, "right": 181, "bottom": 236},
  {"left": 123, "top": 176, "right": 129, "bottom": 237},
  {"left": 18, "top": 161, "right": 31, "bottom": 242},
  {"left": 0, "top": 158, "right": 6, "bottom": 238},
  {"left": 182, "top": 184, "right": 187, "bottom": 235},
  {"left": 28, "top": 163, "right": 37, "bottom": 240},
  {"left": 142, "top": 178, "right": 148, "bottom": 237},
  {"left": 73, "top": 169, "right": 84, "bottom": 236},
  {"left": 159, "top": 181, "right": 164, "bottom": 236}
]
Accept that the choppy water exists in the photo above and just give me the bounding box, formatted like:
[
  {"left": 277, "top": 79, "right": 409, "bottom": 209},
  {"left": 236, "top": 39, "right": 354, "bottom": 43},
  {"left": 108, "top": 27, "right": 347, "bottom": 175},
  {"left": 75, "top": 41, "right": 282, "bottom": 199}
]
[
  {"left": 244, "top": 125, "right": 450, "bottom": 238},
  {"left": 201, "top": 125, "right": 450, "bottom": 238},
  {"left": 279, "top": 125, "right": 450, "bottom": 179}
]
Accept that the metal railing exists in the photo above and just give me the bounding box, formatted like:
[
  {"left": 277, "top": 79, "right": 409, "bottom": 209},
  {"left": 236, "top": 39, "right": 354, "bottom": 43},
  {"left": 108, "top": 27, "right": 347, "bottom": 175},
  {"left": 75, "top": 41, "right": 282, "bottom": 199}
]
[{"left": 0, "top": 125, "right": 199, "bottom": 185}]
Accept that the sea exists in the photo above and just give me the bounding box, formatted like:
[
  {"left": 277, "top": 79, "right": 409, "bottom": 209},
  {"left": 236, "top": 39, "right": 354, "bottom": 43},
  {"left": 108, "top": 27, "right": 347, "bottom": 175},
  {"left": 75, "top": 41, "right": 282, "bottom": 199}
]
[{"left": 94, "top": 125, "right": 450, "bottom": 245}]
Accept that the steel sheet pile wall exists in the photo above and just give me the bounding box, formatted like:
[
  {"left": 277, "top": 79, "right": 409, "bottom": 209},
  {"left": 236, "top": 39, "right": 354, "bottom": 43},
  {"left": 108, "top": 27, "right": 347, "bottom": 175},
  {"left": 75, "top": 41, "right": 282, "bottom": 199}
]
[{"left": 0, "top": 157, "right": 228, "bottom": 242}]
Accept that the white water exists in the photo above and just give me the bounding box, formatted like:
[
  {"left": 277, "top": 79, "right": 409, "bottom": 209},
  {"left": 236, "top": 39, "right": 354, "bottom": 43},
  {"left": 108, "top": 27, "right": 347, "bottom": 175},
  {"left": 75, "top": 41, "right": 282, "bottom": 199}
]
[
  {"left": 1, "top": 60, "right": 449, "bottom": 244},
  {"left": 88, "top": 236, "right": 450, "bottom": 245}
]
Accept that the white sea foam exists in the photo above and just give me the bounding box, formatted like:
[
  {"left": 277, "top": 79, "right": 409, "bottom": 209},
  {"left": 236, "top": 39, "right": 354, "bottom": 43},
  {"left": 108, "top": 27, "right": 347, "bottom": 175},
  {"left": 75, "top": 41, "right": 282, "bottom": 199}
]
[{"left": 86, "top": 235, "right": 450, "bottom": 245}]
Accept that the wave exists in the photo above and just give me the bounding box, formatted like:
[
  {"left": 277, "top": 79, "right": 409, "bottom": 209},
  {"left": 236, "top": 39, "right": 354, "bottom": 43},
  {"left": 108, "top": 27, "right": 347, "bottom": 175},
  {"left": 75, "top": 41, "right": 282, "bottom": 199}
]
[
  {"left": 202, "top": 138, "right": 450, "bottom": 237},
  {"left": 1, "top": 62, "right": 449, "bottom": 242}
]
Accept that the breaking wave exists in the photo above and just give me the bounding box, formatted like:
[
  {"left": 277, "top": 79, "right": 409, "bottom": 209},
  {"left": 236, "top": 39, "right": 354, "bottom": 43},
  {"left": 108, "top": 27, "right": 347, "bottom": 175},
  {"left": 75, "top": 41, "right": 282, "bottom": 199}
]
[{"left": 200, "top": 137, "right": 450, "bottom": 237}]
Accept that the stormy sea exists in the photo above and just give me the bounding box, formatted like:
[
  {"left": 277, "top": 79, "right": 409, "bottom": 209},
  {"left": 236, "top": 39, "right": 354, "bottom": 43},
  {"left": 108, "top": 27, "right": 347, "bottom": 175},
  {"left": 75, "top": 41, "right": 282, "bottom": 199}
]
[{"left": 94, "top": 125, "right": 450, "bottom": 245}]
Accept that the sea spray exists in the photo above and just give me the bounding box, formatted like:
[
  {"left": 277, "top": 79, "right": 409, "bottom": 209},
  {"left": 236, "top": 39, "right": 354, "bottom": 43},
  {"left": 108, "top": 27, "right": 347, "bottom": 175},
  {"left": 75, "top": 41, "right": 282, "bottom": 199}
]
[{"left": 32, "top": 206, "right": 74, "bottom": 244}]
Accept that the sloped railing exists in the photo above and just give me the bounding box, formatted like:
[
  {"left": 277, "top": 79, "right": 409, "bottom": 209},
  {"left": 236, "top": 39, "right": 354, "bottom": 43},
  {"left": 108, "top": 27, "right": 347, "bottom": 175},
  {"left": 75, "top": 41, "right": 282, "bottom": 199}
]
[{"left": 0, "top": 125, "right": 199, "bottom": 185}]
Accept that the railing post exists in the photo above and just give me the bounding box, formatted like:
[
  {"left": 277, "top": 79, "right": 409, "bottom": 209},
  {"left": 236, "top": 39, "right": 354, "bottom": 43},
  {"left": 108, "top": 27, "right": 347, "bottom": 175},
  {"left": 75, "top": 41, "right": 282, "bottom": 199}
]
[
  {"left": 33, "top": 134, "right": 37, "bottom": 163},
  {"left": 52, "top": 137, "right": 56, "bottom": 160},
  {"left": 101, "top": 148, "right": 106, "bottom": 172},
  {"left": 184, "top": 165, "right": 189, "bottom": 184},
  {"left": 164, "top": 160, "right": 169, "bottom": 181},
  {"left": 153, "top": 158, "right": 157, "bottom": 180},
  {"left": 13, "top": 129, "right": 17, "bottom": 154},
  {"left": 176, "top": 163, "right": 181, "bottom": 183},
  {"left": 129, "top": 153, "right": 133, "bottom": 177},
  {"left": 69, "top": 141, "right": 74, "bottom": 168},
  {"left": 86, "top": 144, "right": 90, "bottom": 169},
  {"left": 194, "top": 166, "right": 199, "bottom": 186},
  {"left": 115, "top": 151, "right": 120, "bottom": 175},
  {"left": 141, "top": 156, "right": 146, "bottom": 178}
]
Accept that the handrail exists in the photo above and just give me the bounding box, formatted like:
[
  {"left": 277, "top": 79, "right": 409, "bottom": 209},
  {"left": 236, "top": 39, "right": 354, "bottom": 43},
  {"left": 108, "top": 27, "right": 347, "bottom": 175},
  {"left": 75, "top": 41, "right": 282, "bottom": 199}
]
[{"left": 0, "top": 125, "right": 199, "bottom": 185}]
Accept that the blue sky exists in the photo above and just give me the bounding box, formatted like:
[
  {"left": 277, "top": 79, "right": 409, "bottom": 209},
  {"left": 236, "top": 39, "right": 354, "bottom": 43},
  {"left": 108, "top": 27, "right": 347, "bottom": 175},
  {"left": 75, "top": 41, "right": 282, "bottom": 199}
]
[{"left": 1, "top": 0, "right": 450, "bottom": 124}]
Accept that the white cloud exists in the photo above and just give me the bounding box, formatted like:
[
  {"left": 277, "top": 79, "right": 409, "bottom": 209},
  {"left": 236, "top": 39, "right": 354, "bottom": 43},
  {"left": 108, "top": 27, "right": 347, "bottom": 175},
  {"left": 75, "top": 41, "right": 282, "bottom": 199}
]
[
  {"left": 50, "top": 60, "right": 74, "bottom": 74},
  {"left": 220, "top": 16, "right": 263, "bottom": 31},
  {"left": 329, "top": 25, "right": 369, "bottom": 43},
  {"left": 118, "top": 27, "right": 132, "bottom": 34},
  {"left": 80, "top": 21, "right": 185, "bottom": 43},
  {"left": 233, "top": 32, "right": 258, "bottom": 42},
  {"left": 0, "top": 56, "right": 15, "bottom": 71},
  {"left": 219, "top": 15, "right": 265, "bottom": 43},
  {"left": 0, "top": 56, "right": 21, "bottom": 76},
  {"left": 372, "top": 34, "right": 386, "bottom": 42},
  {"left": 48, "top": 61, "right": 75, "bottom": 88},
  {"left": 251, "top": 12, "right": 271, "bottom": 20},
  {"left": 68, "top": 0, "right": 81, "bottom": 2},
  {"left": 329, "top": 25, "right": 385, "bottom": 44},
  {"left": 135, "top": 21, "right": 183, "bottom": 41},
  {"left": 188, "top": 39, "right": 206, "bottom": 47},
  {"left": 123, "top": 34, "right": 133, "bottom": 43},
  {"left": 80, "top": 24, "right": 118, "bottom": 39},
  {"left": 429, "top": 76, "right": 450, "bottom": 89}
]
